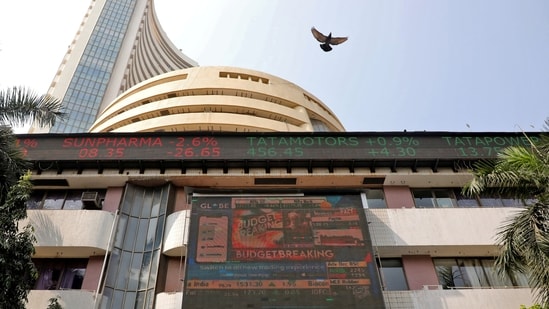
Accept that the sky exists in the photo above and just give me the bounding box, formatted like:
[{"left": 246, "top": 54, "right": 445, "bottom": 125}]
[{"left": 1, "top": 0, "right": 548, "bottom": 132}]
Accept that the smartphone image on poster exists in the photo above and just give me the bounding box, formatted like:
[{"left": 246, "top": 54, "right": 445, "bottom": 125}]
[{"left": 196, "top": 216, "right": 228, "bottom": 263}]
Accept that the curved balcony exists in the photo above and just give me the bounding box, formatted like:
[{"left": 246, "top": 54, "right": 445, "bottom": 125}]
[
  {"left": 27, "top": 289, "right": 96, "bottom": 309},
  {"left": 163, "top": 210, "right": 190, "bottom": 256},
  {"left": 383, "top": 287, "right": 533, "bottom": 309},
  {"left": 23, "top": 210, "right": 116, "bottom": 258}
]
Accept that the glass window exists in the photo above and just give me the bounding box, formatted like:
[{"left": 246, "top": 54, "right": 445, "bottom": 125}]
[
  {"left": 413, "top": 190, "right": 435, "bottom": 208},
  {"left": 111, "top": 290, "right": 124, "bottom": 309},
  {"left": 26, "top": 191, "right": 45, "bottom": 209},
  {"left": 131, "top": 191, "right": 144, "bottom": 217},
  {"left": 134, "top": 218, "right": 149, "bottom": 252},
  {"left": 455, "top": 258, "right": 490, "bottom": 288},
  {"left": 454, "top": 190, "right": 479, "bottom": 208},
  {"left": 123, "top": 217, "right": 139, "bottom": 251},
  {"left": 34, "top": 259, "right": 87, "bottom": 290},
  {"left": 434, "top": 258, "right": 465, "bottom": 289},
  {"left": 148, "top": 250, "right": 161, "bottom": 288},
  {"left": 363, "top": 189, "right": 386, "bottom": 208},
  {"left": 480, "top": 259, "right": 513, "bottom": 287},
  {"left": 102, "top": 184, "right": 171, "bottom": 309},
  {"left": 145, "top": 218, "right": 157, "bottom": 251},
  {"left": 434, "top": 258, "right": 523, "bottom": 289},
  {"left": 123, "top": 292, "right": 136, "bottom": 309},
  {"left": 500, "top": 195, "right": 525, "bottom": 207},
  {"left": 141, "top": 193, "right": 153, "bottom": 217},
  {"left": 434, "top": 190, "right": 456, "bottom": 208},
  {"left": 115, "top": 251, "right": 132, "bottom": 289},
  {"left": 379, "top": 259, "right": 408, "bottom": 290},
  {"left": 154, "top": 215, "right": 165, "bottom": 248},
  {"left": 478, "top": 194, "right": 504, "bottom": 207},
  {"left": 127, "top": 253, "right": 143, "bottom": 291},
  {"left": 101, "top": 287, "right": 113, "bottom": 309},
  {"left": 139, "top": 252, "right": 153, "bottom": 290},
  {"left": 453, "top": 191, "right": 535, "bottom": 208},
  {"left": 104, "top": 248, "right": 120, "bottom": 288},
  {"left": 510, "top": 271, "right": 530, "bottom": 287},
  {"left": 63, "top": 190, "right": 84, "bottom": 210},
  {"left": 413, "top": 189, "right": 457, "bottom": 208},
  {"left": 135, "top": 291, "right": 146, "bottom": 308},
  {"left": 150, "top": 190, "right": 161, "bottom": 217},
  {"left": 524, "top": 198, "right": 538, "bottom": 206},
  {"left": 27, "top": 189, "right": 105, "bottom": 210},
  {"left": 43, "top": 191, "right": 65, "bottom": 209},
  {"left": 60, "top": 268, "right": 86, "bottom": 289}
]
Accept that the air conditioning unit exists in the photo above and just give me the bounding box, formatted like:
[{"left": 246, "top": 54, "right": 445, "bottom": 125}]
[{"left": 81, "top": 192, "right": 101, "bottom": 209}]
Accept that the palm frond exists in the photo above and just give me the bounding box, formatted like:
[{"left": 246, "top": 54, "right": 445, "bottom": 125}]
[
  {"left": 0, "top": 126, "right": 30, "bottom": 203},
  {"left": 0, "top": 86, "right": 65, "bottom": 128},
  {"left": 464, "top": 143, "right": 548, "bottom": 199},
  {"left": 498, "top": 147, "right": 546, "bottom": 176},
  {"left": 466, "top": 122, "right": 549, "bottom": 306},
  {"left": 496, "top": 201, "right": 549, "bottom": 306}
]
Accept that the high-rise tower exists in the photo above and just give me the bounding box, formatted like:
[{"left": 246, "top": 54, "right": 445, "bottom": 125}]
[{"left": 29, "top": 0, "right": 197, "bottom": 133}]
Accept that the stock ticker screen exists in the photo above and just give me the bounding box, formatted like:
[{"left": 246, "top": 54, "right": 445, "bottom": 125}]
[
  {"left": 182, "top": 195, "right": 385, "bottom": 309},
  {"left": 17, "top": 132, "right": 539, "bottom": 161}
]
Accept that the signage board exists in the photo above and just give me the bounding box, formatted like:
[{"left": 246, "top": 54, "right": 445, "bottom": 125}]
[{"left": 182, "top": 195, "right": 385, "bottom": 309}]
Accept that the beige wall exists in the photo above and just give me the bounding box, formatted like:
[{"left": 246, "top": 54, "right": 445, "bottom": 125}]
[
  {"left": 383, "top": 288, "right": 534, "bottom": 309},
  {"left": 366, "top": 207, "right": 518, "bottom": 257},
  {"left": 24, "top": 210, "right": 116, "bottom": 257},
  {"left": 89, "top": 66, "right": 345, "bottom": 133}
]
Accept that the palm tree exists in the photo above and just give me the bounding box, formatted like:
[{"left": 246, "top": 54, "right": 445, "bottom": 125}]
[
  {"left": 0, "top": 86, "right": 65, "bottom": 128},
  {"left": 0, "top": 86, "right": 64, "bottom": 308},
  {"left": 0, "top": 126, "right": 30, "bottom": 201},
  {"left": 464, "top": 118, "right": 549, "bottom": 307},
  {"left": 0, "top": 86, "right": 65, "bottom": 199}
]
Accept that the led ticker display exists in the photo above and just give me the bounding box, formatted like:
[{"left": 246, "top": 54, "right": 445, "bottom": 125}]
[
  {"left": 16, "top": 132, "right": 540, "bottom": 161},
  {"left": 182, "top": 196, "right": 385, "bottom": 309}
]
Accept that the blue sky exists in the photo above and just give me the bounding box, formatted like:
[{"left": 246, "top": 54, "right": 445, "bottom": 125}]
[{"left": 1, "top": 0, "right": 548, "bottom": 132}]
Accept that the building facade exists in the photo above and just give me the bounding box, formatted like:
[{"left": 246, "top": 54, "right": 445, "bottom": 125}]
[
  {"left": 17, "top": 1, "right": 536, "bottom": 308},
  {"left": 18, "top": 131, "right": 537, "bottom": 308},
  {"left": 29, "top": 0, "right": 197, "bottom": 134},
  {"left": 88, "top": 67, "right": 344, "bottom": 133}
]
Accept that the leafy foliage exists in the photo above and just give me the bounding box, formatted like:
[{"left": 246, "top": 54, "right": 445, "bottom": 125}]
[
  {"left": 0, "top": 86, "right": 65, "bottom": 128},
  {"left": 464, "top": 118, "right": 549, "bottom": 307},
  {"left": 0, "top": 126, "right": 30, "bottom": 203},
  {"left": 0, "top": 87, "right": 65, "bottom": 308},
  {"left": 465, "top": 140, "right": 549, "bottom": 199},
  {"left": 520, "top": 304, "right": 545, "bottom": 309},
  {"left": 47, "top": 297, "right": 63, "bottom": 309},
  {"left": 0, "top": 172, "right": 37, "bottom": 309}
]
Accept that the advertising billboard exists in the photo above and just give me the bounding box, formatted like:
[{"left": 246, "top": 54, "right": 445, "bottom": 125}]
[{"left": 182, "top": 195, "right": 385, "bottom": 308}]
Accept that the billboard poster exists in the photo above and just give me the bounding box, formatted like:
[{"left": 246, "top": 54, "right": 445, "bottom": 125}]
[{"left": 182, "top": 195, "right": 385, "bottom": 309}]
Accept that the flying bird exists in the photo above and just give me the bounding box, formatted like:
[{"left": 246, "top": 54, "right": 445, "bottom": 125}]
[{"left": 311, "top": 27, "right": 348, "bottom": 52}]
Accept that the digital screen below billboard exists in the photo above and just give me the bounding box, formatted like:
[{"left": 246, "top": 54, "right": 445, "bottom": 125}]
[{"left": 182, "top": 195, "right": 385, "bottom": 309}]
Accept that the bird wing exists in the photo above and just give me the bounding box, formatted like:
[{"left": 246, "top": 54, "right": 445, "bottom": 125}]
[
  {"left": 329, "top": 36, "right": 348, "bottom": 45},
  {"left": 311, "top": 27, "right": 327, "bottom": 42}
]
